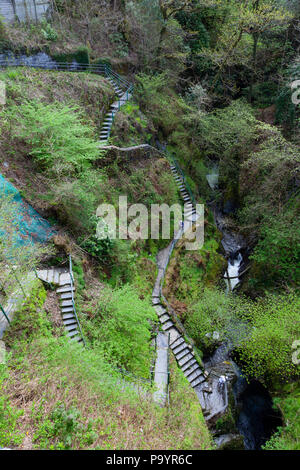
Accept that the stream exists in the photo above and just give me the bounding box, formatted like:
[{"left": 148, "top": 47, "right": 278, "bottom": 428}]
[{"left": 204, "top": 168, "right": 283, "bottom": 449}]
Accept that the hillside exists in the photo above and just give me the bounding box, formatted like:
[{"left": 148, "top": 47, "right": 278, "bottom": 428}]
[{"left": 0, "top": 0, "right": 299, "bottom": 454}]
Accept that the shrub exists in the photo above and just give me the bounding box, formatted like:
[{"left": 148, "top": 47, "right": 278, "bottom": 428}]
[
  {"left": 83, "top": 285, "right": 156, "bottom": 377},
  {"left": 237, "top": 293, "right": 300, "bottom": 383},
  {"left": 184, "top": 288, "right": 247, "bottom": 351},
  {"left": 41, "top": 21, "right": 58, "bottom": 41},
  {"left": 4, "top": 101, "right": 99, "bottom": 176}
]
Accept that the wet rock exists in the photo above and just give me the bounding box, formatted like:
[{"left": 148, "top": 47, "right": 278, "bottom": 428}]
[
  {"left": 197, "top": 358, "right": 239, "bottom": 426},
  {"left": 214, "top": 433, "right": 245, "bottom": 450}
]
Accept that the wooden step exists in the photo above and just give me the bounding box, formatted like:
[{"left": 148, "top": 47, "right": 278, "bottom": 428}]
[
  {"left": 154, "top": 305, "right": 167, "bottom": 316},
  {"left": 191, "top": 375, "right": 205, "bottom": 388},
  {"left": 187, "top": 369, "right": 203, "bottom": 384},
  {"left": 175, "top": 348, "right": 191, "bottom": 362},
  {"left": 64, "top": 318, "right": 77, "bottom": 326},
  {"left": 65, "top": 323, "right": 78, "bottom": 332},
  {"left": 61, "top": 307, "right": 74, "bottom": 314},
  {"left": 162, "top": 320, "right": 173, "bottom": 331},
  {"left": 179, "top": 353, "right": 195, "bottom": 368},
  {"left": 181, "top": 358, "right": 197, "bottom": 372},
  {"left": 61, "top": 300, "right": 73, "bottom": 308},
  {"left": 67, "top": 329, "right": 79, "bottom": 338},
  {"left": 59, "top": 292, "right": 72, "bottom": 300},
  {"left": 170, "top": 335, "right": 184, "bottom": 349},
  {"left": 184, "top": 362, "right": 200, "bottom": 378},
  {"left": 62, "top": 313, "right": 75, "bottom": 320},
  {"left": 160, "top": 314, "right": 171, "bottom": 325},
  {"left": 159, "top": 313, "right": 170, "bottom": 323},
  {"left": 173, "top": 341, "right": 188, "bottom": 355},
  {"left": 56, "top": 286, "right": 75, "bottom": 294}
]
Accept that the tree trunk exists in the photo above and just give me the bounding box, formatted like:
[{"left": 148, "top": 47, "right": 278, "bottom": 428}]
[{"left": 249, "top": 0, "right": 260, "bottom": 102}]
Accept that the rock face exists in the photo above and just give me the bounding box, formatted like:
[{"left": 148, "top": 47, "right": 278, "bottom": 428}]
[
  {"left": 0, "top": 0, "right": 50, "bottom": 23},
  {"left": 214, "top": 433, "right": 245, "bottom": 450}
]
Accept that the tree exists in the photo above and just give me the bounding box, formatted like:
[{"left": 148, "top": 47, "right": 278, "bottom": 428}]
[{"left": 204, "top": 0, "right": 293, "bottom": 96}]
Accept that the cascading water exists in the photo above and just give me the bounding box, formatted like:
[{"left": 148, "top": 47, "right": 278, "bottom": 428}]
[
  {"left": 204, "top": 167, "right": 283, "bottom": 449},
  {"left": 206, "top": 165, "right": 219, "bottom": 191},
  {"left": 224, "top": 252, "right": 243, "bottom": 292}
]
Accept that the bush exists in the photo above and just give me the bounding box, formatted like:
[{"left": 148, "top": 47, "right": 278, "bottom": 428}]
[
  {"left": 53, "top": 169, "right": 109, "bottom": 234},
  {"left": 251, "top": 206, "right": 300, "bottom": 286},
  {"left": 4, "top": 100, "right": 99, "bottom": 176},
  {"left": 41, "top": 21, "right": 58, "bottom": 41},
  {"left": 184, "top": 288, "right": 248, "bottom": 351},
  {"left": 237, "top": 293, "right": 300, "bottom": 383},
  {"left": 83, "top": 285, "right": 156, "bottom": 377}
]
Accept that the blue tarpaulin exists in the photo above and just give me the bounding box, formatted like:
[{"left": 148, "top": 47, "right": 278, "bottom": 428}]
[{"left": 0, "top": 174, "right": 55, "bottom": 246}]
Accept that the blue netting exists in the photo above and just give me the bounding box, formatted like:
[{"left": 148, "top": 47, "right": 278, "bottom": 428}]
[{"left": 0, "top": 174, "right": 55, "bottom": 246}]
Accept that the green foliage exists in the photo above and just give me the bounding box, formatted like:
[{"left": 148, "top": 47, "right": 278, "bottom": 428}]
[
  {"left": 52, "top": 46, "right": 90, "bottom": 65},
  {"left": 184, "top": 288, "right": 247, "bottom": 351},
  {"left": 185, "top": 83, "right": 211, "bottom": 111},
  {"left": 0, "top": 369, "right": 24, "bottom": 447},
  {"left": 250, "top": 205, "right": 300, "bottom": 286},
  {"left": 186, "top": 99, "right": 257, "bottom": 160},
  {"left": 237, "top": 293, "right": 300, "bottom": 382},
  {"left": 176, "top": 10, "right": 210, "bottom": 52},
  {"left": 53, "top": 169, "right": 109, "bottom": 235},
  {"left": 3, "top": 101, "right": 99, "bottom": 176},
  {"left": 41, "top": 21, "right": 58, "bottom": 41},
  {"left": 83, "top": 285, "right": 156, "bottom": 377},
  {"left": 238, "top": 125, "right": 300, "bottom": 287},
  {"left": 109, "top": 32, "right": 129, "bottom": 58},
  {"left": 275, "top": 55, "right": 300, "bottom": 129},
  {"left": 135, "top": 72, "right": 189, "bottom": 135},
  {"left": 4, "top": 283, "right": 50, "bottom": 346},
  {"left": 33, "top": 403, "right": 97, "bottom": 450},
  {"left": 72, "top": 261, "right": 85, "bottom": 293},
  {"left": 242, "top": 81, "right": 278, "bottom": 108},
  {"left": 263, "top": 382, "right": 300, "bottom": 450}
]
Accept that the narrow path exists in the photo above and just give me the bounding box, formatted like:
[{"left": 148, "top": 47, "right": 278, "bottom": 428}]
[
  {"left": 0, "top": 60, "right": 229, "bottom": 419},
  {"left": 36, "top": 266, "right": 84, "bottom": 344},
  {"left": 0, "top": 60, "right": 132, "bottom": 344},
  {"left": 152, "top": 163, "right": 208, "bottom": 408}
]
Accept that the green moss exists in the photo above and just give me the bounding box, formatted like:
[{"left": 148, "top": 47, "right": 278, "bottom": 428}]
[
  {"left": 52, "top": 46, "right": 90, "bottom": 65},
  {"left": 263, "top": 382, "right": 300, "bottom": 450}
]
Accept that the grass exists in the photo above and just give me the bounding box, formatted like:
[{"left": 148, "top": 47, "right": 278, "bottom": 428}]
[{"left": 0, "top": 284, "right": 212, "bottom": 450}]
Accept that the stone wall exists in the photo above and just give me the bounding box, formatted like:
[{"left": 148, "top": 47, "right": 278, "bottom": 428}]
[{"left": 0, "top": 0, "right": 50, "bottom": 23}]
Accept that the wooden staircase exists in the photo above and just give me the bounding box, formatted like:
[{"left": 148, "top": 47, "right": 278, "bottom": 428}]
[
  {"left": 99, "top": 77, "right": 132, "bottom": 145},
  {"left": 37, "top": 267, "right": 84, "bottom": 344},
  {"left": 152, "top": 162, "right": 208, "bottom": 395}
]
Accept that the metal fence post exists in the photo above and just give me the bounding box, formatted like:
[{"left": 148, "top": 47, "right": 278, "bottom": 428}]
[{"left": 0, "top": 303, "right": 10, "bottom": 325}]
